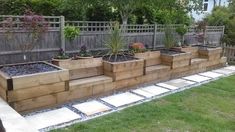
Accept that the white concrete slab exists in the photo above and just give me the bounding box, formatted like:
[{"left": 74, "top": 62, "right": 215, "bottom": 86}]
[
  {"left": 0, "top": 98, "right": 38, "bottom": 132},
  {"left": 101, "top": 92, "right": 144, "bottom": 107},
  {"left": 141, "top": 85, "right": 170, "bottom": 96},
  {"left": 182, "top": 74, "right": 211, "bottom": 83},
  {"left": 157, "top": 79, "right": 196, "bottom": 90},
  {"left": 212, "top": 68, "right": 235, "bottom": 75},
  {"left": 132, "top": 89, "right": 155, "bottom": 98},
  {"left": 73, "top": 100, "right": 111, "bottom": 116},
  {"left": 26, "top": 108, "right": 81, "bottom": 130},
  {"left": 157, "top": 83, "right": 178, "bottom": 90},
  {"left": 199, "top": 71, "right": 224, "bottom": 78},
  {"left": 224, "top": 66, "right": 235, "bottom": 71}
]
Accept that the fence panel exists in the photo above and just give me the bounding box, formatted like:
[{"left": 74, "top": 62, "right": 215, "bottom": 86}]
[
  {"left": 0, "top": 16, "right": 225, "bottom": 65},
  {"left": 224, "top": 45, "right": 235, "bottom": 64}
]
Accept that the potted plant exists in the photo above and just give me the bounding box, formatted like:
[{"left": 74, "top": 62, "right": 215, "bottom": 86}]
[
  {"left": 103, "top": 22, "right": 144, "bottom": 81},
  {"left": 160, "top": 24, "right": 191, "bottom": 69},
  {"left": 130, "top": 43, "right": 161, "bottom": 67},
  {"left": 52, "top": 48, "right": 71, "bottom": 62},
  {"left": 175, "top": 25, "right": 188, "bottom": 47},
  {"left": 76, "top": 45, "right": 93, "bottom": 59}
]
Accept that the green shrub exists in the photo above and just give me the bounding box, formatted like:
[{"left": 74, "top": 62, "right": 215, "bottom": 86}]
[
  {"left": 176, "top": 25, "right": 188, "bottom": 45},
  {"left": 164, "top": 25, "right": 175, "bottom": 49},
  {"left": 64, "top": 26, "right": 80, "bottom": 41}
]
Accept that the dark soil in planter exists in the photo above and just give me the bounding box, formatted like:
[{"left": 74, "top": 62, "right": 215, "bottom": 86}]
[
  {"left": 103, "top": 54, "right": 137, "bottom": 62},
  {"left": 192, "top": 45, "right": 218, "bottom": 50},
  {"left": 160, "top": 49, "right": 185, "bottom": 55},
  {"left": 0, "top": 62, "right": 59, "bottom": 77}
]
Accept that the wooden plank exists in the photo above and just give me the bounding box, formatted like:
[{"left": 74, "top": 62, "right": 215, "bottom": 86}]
[
  {"left": 114, "top": 76, "right": 142, "bottom": 90},
  {"left": 8, "top": 82, "right": 65, "bottom": 102},
  {"left": 52, "top": 58, "right": 103, "bottom": 70},
  {"left": 134, "top": 51, "right": 161, "bottom": 67},
  {"left": 92, "top": 82, "right": 114, "bottom": 96},
  {"left": 172, "top": 60, "right": 190, "bottom": 69},
  {"left": 104, "top": 68, "right": 144, "bottom": 81},
  {"left": 69, "top": 66, "right": 103, "bottom": 80},
  {"left": 12, "top": 70, "right": 69, "bottom": 90},
  {"left": 0, "top": 85, "right": 7, "bottom": 101},
  {"left": 56, "top": 86, "right": 93, "bottom": 104},
  {"left": 69, "top": 75, "right": 113, "bottom": 90},
  {"left": 145, "top": 65, "right": 171, "bottom": 74},
  {"left": 0, "top": 71, "right": 10, "bottom": 89},
  {"left": 142, "top": 72, "right": 170, "bottom": 84},
  {"left": 145, "top": 58, "right": 161, "bottom": 66},
  {"left": 11, "top": 94, "right": 57, "bottom": 112},
  {"left": 134, "top": 51, "right": 160, "bottom": 59},
  {"left": 103, "top": 59, "right": 144, "bottom": 72}
]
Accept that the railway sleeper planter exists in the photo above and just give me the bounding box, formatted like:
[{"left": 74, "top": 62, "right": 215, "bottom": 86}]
[
  {"left": 198, "top": 47, "right": 222, "bottom": 60},
  {"left": 0, "top": 62, "right": 69, "bottom": 112},
  {"left": 134, "top": 50, "right": 161, "bottom": 67},
  {"left": 161, "top": 51, "right": 191, "bottom": 69},
  {"left": 52, "top": 57, "right": 103, "bottom": 80},
  {"left": 173, "top": 46, "right": 199, "bottom": 58},
  {"left": 103, "top": 59, "right": 144, "bottom": 81}
]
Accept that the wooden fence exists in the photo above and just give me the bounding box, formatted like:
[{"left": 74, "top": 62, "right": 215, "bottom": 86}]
[
  {"left": 0, "top": 15, "right": 225, "bottom": 65},
  {"left": 224, "top": 45, "right": 235, "bottom": 64}
]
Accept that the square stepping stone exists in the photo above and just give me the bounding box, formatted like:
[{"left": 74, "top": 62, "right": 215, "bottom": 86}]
[
  {"left": 101, "top": 92, "right": 144, "bottom": 107},
  {"left": 224, "top": 66, "right": 235, "bottom": 71},
  {"left": 157, "top": 79, "right": 196, "bottom": 90},
  {"left": 132, "top": 89, "right": 155, "bottom": 98},
  {"left": 26, "top": 108, "right": 81, "bottom": 130},
  {"left": 199, "top": 71, "right": 224, "bottom": 78},
  {"left": 212, "top": 68, "right": 235, "bottom": 75},
  {"left": 73, "top": 100, "right": 111, "bottom": 116},
  {"left": 182, "top": 75, "right": 211, "bottom": 83},
  {"left": 141, "top": 85, "right": 169, "bottom": 96}
]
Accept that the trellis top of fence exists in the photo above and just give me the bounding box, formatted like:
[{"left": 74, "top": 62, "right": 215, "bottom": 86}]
[
  {"left": 0, "top": 15, "right": 225, "bottom": 34},
  {"left": 0, "top": 15, "right": 63, "bottom": 32}
]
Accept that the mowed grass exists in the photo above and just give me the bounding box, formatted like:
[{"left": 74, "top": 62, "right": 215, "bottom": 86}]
[{"left": 53, "top": 75, "right": 235, "bottom": 132}]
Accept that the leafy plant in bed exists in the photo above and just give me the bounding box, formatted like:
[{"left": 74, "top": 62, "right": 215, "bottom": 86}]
[
  {"left": 130, "top": 43, "right": 161, "bottom": 67},
  {"left": 160, "top": 24, "right": 191, "bottom": 69},
  {"left": 102, "top": 22, "right": 144, "bottom": 81},
  {"left": 76, "top": 45, "right": 93, "bottom": 59}
]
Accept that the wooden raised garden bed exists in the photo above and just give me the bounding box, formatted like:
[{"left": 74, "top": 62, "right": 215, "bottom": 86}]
[
  {"left": 103, "top": 59, "right": 144, "bottom": 81},
  {"left": 52, "top": 57, "right": 103, "bottom": 80},
  {"left": 0, "top": 62, "right": 69, "bottom": 112},
  {"left": 173, "top": 46, "right": 199, "bottom": 58},
  {"left": 134, "top": 50, "right": 161, "bottom": 67},
  {"left": 160, "top": 50, "right": 191, "bottom": 69},
  {"left": 198, "top": 47, "right": 222, "bottom": 60}
]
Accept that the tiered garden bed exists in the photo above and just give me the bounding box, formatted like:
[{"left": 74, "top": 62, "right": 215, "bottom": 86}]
[{"left": 0, "top": 46, "right": 227, "bottom": 113}]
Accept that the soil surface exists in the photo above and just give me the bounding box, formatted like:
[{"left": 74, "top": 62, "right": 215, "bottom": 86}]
[
  {"left": 103, "top": 54, "right": 137, "bottom": 62},
  {"left": 0, "top": 62, "right": 59, "bottom": 77},
  {"left": 160, "top": 49, "right": 185, "bottom": 55},
  {"left": 192, "top": 45, "right": 218, "bottom": 50}
]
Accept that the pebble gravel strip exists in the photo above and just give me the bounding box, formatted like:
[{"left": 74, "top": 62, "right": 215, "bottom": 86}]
[{"left": 23, "top": 66, "right": 235, "bottom": 132}]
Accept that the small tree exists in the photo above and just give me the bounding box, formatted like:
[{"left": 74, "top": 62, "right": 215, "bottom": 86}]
[
  {"left": 164, "top": 25, "right": 175, "bottom": 49},
  {"left": 3, "top": 10, "right": 48, "bottom": 61},
  {"left": 176, "top": 25, "right": 188, "bottom": 46}
]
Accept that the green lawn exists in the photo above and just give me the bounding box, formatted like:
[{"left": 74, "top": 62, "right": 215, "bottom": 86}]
[{"left": 53, "top": 75, "right": 235, "bottom": 132}]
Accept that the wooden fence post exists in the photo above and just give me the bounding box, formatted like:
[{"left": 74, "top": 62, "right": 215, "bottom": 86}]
[
  {"left": 153, "top": 23, "right": 157, "bottom": 49},
  {"left": 60, "top": 16, "right": 65, "bottom": 51}
]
